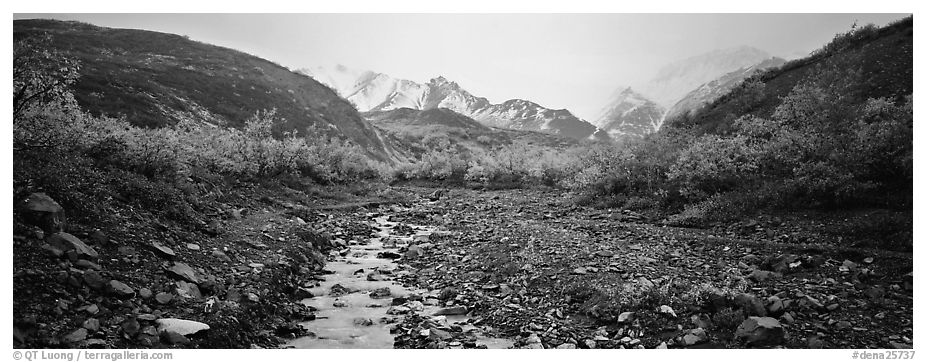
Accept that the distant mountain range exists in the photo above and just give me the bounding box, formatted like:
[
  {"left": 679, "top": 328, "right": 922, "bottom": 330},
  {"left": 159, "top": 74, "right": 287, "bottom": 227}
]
[
  {"left": 595, "top": 46, "right": 782, "bottom": 138},
  {"left": 300, "top": 66, "right": 600, "bottom": 141}
]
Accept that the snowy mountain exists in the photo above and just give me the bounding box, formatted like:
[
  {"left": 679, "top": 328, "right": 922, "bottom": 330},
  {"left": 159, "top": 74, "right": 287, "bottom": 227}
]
[
  {"left": 664, "top": 57, "right": 787, "bottom": 123},
  {"left": 593, "top": 87, "right": 666, "bottom": 138},
  {"left": 637, "top": 46, "right": 773, "bottom": 108},
  {"left": 300, "top": 65, "right": 598, "bottom": 140}
]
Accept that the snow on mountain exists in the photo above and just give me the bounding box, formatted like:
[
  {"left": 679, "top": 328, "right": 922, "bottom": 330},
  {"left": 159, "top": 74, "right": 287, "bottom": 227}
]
[
  {"left": 299, "top": 65, "right": 598, "bottom": 140},
  {"left": 636, "top": 46, "right": 772, "bottom": 108},
  {"left": 594, "top": 87, "right": 666, "bottom": 138}
]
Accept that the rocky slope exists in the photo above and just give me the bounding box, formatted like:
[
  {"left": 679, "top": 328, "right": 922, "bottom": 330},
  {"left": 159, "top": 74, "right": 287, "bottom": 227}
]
[
  {"left": 13, "top": 19, "right": 389, "bottom": 159},
  {"left": 301, "top": 65, "right": 599, "bottom": 140}
]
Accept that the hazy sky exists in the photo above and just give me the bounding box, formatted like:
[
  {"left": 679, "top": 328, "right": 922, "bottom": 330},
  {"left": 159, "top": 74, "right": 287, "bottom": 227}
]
[{"left": 13, "top": 13, "right": 908, "bottom": 121}]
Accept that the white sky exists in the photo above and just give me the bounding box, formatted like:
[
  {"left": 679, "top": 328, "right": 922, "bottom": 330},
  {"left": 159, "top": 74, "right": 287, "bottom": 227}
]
[{"left": 13, "top": 13, "right": 909, "bottom": 121}]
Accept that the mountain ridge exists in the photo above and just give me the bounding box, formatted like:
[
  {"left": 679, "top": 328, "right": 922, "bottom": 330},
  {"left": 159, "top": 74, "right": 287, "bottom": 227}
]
[{"left": 301, "top": 65, "right": 599, "bottom": 140}]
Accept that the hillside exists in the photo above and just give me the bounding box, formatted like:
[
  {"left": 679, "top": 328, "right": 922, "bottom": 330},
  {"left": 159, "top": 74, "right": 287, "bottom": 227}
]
[
  {"left": 366, "top": 108, "right": 580, "bottom": 158},
  {"left": 302, "top": 65, "right": 600, "bottom": 140},
  {"left": 13, "top": 19, "right": 390, "bottom": 159},
  {"left": 669, "top": 17, "right": 913, "bottom": 134},
  {"left": 664, "top": 57, "right": 786, "bottom": 123}
]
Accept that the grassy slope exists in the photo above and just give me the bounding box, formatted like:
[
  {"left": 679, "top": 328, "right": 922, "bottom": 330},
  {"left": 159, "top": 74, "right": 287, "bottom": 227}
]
[
  {"left": 669, "top": 17, "right": 912, "bottom": 134},
  {"left": 13, "top": 19, "right": 389, "bottom": 158}
]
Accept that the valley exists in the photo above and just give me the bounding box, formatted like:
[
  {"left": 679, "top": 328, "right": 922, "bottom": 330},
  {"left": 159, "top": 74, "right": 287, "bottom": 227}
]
[{"left": 12, "top": 14, "right": 913, "bottom": 351}]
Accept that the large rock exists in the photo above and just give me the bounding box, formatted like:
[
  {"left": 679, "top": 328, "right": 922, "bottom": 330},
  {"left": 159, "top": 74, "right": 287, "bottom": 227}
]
[
  {"left": 166, "top": 262, "right": 202, "bottom": 284},
  {"left": 47, "top": 233, "right": 98, "bottom": 261},
  {"left": 734, "top": 293, "right": 767, "bottom": 317},
  {"left": 155, "top": 318, "right": 210, "bottom": 336},
  {"left": 108, "top": 280, "right": 135, "bottom": 297},
  {"left": 734, "top": 317, "right": 786, "bottom": 346},
  {"left": 19, "top": 193, "right": 66, "bottom": 233},
  {"left": 150, "top": 242, "right": 176, "bottom": 258}
]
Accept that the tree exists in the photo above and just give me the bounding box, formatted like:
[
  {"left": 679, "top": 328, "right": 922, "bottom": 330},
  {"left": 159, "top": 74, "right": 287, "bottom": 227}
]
[{"left": 13, "top": 33, "right": 80, "bottom": 120}]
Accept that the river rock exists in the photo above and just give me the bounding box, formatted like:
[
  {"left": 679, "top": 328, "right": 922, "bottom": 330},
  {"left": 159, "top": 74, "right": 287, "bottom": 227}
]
[
  {"left": 734, "top": 317, "right": 785, "bottom": 346},
  {"left": 156, "top": 318, "right": 210, "bottom": 336}
]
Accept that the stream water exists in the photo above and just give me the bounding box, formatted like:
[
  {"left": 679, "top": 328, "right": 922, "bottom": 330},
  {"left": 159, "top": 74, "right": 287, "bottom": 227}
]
[{"left": 287, "top": 213, "right": 514, "bottom": 349}]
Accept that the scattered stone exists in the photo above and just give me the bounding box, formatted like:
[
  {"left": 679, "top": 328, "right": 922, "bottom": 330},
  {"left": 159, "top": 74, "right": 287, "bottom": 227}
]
[
  {"left": 556, "top": 343, "right": 577, "bottom": 349},
  {"left": 186, "top": 243, "right": 201, "bottom": 251},
  {"left": 617, "top": 311, "right": 635, "bottom": 323},
  {"left": 734, "top": 317, "right": 785, "bottom": 346},
  {"left": 595, "top": 250, "right": 615, "bottom": 257}
]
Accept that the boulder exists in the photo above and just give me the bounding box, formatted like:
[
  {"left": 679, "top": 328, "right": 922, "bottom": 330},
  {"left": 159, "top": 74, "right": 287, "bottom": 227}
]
[
  {"left": 19, "top": 193, "right": 66, "bottom": 233},
  {"left": 734, "top": 317, "right": 785, "bottom": 346},
  {"left": 62, "top": 328, "right": 88, "bottom": 344},
  {"left": 680, "top": 328, "right": 708, "bottom": 346},
  {"left": 108, "top": 280, "right": 135, "bottom": 297},
  {"left": 156, "top": 318, "right": 210, "bottom": 336},
  {"left": 734, "top": 293, "right": 768, "bottom": 317},
  {"left": 47, "top": 233, "right": 98, "bottom": 261},
  {"left": 150, "top": 243, "right": 176, "bottom": 258},
  {"left": 82, "top": 271, "right": 107, "bottom": 290}
]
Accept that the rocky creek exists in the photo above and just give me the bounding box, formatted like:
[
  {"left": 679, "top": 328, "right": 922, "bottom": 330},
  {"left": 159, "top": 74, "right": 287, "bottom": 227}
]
[{"left": 287, "top": 212, "right": 514, "bottom": 349}]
